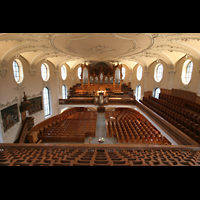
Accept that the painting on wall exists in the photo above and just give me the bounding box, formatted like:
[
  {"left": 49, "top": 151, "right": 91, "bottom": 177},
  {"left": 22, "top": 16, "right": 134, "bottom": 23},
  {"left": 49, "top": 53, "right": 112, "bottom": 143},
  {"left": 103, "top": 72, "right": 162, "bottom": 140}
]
[
  {"left": 1, "top": 103, "right": 19, "bottom": 133},
  {"left": 28, "top": 96, "right": 43, "bottom": 115}
]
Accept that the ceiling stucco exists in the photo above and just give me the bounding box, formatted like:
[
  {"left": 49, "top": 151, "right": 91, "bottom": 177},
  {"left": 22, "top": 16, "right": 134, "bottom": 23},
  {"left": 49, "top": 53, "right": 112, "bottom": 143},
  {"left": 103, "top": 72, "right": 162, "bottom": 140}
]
[{"left": 0, "top": 33, "right": 200, "bottom": 70}]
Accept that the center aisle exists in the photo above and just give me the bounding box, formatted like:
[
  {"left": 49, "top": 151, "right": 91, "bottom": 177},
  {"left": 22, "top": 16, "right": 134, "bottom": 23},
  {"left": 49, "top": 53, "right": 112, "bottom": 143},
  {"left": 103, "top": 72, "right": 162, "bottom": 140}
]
[
  {"left": 84, "top": 112, "right": 117, "bottom": 144},
  {"left": 96, "top": 112, "right": 107, "bottom": 138}
]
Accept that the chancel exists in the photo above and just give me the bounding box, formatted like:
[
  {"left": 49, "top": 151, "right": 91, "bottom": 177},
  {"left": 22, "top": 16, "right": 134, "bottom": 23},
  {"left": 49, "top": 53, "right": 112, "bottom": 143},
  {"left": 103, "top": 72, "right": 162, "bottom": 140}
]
[{"left": 1, "top": 33, "right": 200, "bottom": 166}]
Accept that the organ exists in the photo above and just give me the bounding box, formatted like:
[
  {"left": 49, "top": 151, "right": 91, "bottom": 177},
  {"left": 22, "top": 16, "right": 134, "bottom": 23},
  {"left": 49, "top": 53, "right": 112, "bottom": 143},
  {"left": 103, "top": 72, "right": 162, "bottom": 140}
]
[{"left": 78, "top": 62, "right": 123, "bottom": 93}]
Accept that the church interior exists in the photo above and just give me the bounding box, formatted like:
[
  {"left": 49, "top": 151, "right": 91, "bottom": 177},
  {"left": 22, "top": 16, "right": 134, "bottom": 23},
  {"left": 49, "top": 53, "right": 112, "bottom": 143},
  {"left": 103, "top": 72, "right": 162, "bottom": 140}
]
[{"left": 1, "top": 33, "right": 200, "bottom": 166}]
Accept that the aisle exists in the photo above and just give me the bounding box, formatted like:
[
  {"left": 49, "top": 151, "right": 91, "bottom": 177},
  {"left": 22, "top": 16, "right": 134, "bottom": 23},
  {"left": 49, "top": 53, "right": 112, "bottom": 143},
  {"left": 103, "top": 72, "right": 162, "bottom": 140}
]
[
  {"left": 84, "top": 112, "right": 117, "bottom": 144},
  {"left": 96, "top": 112, "right": 107, "bottom": 138}
]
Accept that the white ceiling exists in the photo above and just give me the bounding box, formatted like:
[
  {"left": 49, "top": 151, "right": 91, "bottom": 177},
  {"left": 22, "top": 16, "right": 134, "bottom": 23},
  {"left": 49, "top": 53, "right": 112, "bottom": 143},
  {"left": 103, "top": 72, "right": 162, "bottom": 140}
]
[{"left": 1, "top": 33, "right": 200, "bottom": 70}]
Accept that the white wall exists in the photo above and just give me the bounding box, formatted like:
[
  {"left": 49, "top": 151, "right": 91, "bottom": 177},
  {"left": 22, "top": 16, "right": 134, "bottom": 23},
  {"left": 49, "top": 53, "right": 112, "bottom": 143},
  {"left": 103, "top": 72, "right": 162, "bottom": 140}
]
[
  {"left": 1, "top": 55, "right": 200, "bottom": 143},
  {"left": 129, "top": 55, "right": 200, "bottom": 99}
]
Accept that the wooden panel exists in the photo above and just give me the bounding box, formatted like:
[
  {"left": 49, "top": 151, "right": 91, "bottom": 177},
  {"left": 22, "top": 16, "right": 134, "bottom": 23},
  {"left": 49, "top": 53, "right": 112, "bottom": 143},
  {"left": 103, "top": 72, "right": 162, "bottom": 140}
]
[{"left": 172, "top": 89, "right": 197, "bottom": 102}]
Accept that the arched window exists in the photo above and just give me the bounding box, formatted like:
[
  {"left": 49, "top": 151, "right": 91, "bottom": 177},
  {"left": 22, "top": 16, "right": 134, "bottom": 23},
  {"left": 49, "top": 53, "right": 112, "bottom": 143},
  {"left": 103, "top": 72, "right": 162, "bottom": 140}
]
[
  {"left": 13, "top": 59, "right": 24, "bottom": 83},
  {"left": 43, "top": 87, "right": 51, "bottom": 117},
  {"left": 61, "top": 65, "right": 67, "bottom": 80},
  {"left": 181, "top": 60, "right": 193, "bottom": 85},
  {"left": 135, "top": 85, "right": 141, "bottom": 101},
  {"left": 137, "top": 65, "right": 143, "bottom": 81},
  {"left": 122, "top": 67, "right": 125, "bottom": 79},
  {"left": 154, "top": 64, "right": 163, "bottom": 82},
  {"left": 41, "top": 63, "right": 50, "bottom": 81},
  {"left": 62, "top": 85, "right": 67, "bottom": 99},
  {"left": 78, "top": 66, "right": 82, "bottom": 79},
  {"left": 153, "top": 87, "right": 161, "bottom": 99}
]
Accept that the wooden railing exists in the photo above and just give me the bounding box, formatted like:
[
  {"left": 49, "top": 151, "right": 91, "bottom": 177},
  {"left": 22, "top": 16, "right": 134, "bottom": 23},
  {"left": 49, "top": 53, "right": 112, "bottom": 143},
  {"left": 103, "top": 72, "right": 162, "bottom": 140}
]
[{"left": 1, "top": 143, "right": 200, "bottom": 166}]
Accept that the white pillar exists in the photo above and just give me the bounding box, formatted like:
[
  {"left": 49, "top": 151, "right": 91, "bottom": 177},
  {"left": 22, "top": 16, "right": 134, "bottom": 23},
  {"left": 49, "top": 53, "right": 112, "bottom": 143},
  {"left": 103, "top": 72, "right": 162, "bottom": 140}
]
[
  {"left": 197, "top": 70, "right": 200, "bottom": 96},
  {"left": 168, "top": 70, "right": 176, "bottom": 90},
  {"left": 54, "top": 69, "right": 60, "bottom": 114},
  {"left": 144, "top": 71, "right": 149, "bottom": 92}
]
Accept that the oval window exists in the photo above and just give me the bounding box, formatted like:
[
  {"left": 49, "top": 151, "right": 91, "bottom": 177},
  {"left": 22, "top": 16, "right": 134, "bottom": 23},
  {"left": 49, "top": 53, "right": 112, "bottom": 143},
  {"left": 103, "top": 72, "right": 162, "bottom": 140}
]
[
  {"left": 137, "top": 65, "right": 143, "bottom": 81},
  {"left": 154, "top": 64, "right": 163, "bottom": 82},
  {"left": 41, "top": 63, "right": 50, "bottom": 81},
  {"left": 61, "top": 65, "right": 67, "bottom": 80},
  {"left": 181, "top": 60, "right": 193, "bottom": 85},
  {"left": 13, "top": 59, "right": 24, "bottom": 84}
]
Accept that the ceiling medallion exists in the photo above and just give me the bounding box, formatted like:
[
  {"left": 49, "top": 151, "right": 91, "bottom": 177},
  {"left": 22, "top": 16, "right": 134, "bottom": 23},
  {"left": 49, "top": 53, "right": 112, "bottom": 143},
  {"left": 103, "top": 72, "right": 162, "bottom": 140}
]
[{"left": 88, "top": 45, "right": 116, "bottom": 54}]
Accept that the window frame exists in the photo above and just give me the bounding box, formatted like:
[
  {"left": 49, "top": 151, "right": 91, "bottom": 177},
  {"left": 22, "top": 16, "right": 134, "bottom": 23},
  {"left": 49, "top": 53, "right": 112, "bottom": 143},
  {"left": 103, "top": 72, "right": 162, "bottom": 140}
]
[
  {"left": 62, "top": 84, "right": 67, "bottom": 99},
  {"left": 43, "top": 87, "right": 51, "bottom": 117},
  {"left": 122, "top": 66, "right": 125, "bottom": 80},
  {"left": 137, "top": 65, "right": 143, "bottom": 81},
  {"left": 135, "top": 85, "right": 141, "bottom": 101},
  {"left": 13, "top": 59, "right": 24, "bottom": 84},
  {"left": 181, "top": 60, "right": 193, "bottom": 85},
  {"left": 41, "top": 63, "right": 50, "bottom": 81},
  {"left": 153, "top": 87, "right": 161, "bottom": 99},
  {"left": 154, "top": 64, "right": 163, "bottom": 82},
  {"left": 61, "top": 65, "right": 67, "bottom": 80},
  {"left": 78, "top": 66, "right": 82, "bottom": 79}
]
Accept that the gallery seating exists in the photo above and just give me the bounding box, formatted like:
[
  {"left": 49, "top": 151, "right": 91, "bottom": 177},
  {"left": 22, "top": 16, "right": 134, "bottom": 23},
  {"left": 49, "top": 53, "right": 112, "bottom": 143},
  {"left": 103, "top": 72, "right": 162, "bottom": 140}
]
[
  {"left": 140, "top": 94, "right": 200, "bottom": 144},
  {"left": 105, "top": 108, "right": 171, "bottom": 145},
  {"left": 159, "top": 93, "right": 200, "bottom": 114}
]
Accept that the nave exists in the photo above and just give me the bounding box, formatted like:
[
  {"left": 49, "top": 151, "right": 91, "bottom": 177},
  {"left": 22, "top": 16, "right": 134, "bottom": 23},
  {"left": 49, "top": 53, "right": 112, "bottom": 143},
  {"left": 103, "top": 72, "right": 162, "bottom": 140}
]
[{"left": 27, "top": 106, "right": 175, "bottom": 145}]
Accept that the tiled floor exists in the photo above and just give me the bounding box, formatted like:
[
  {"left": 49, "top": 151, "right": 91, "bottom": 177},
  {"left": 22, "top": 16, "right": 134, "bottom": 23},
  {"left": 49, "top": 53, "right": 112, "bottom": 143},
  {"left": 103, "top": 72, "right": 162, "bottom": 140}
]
[{"left": 84, "top": 112, "right": 117, "bottom": 144}]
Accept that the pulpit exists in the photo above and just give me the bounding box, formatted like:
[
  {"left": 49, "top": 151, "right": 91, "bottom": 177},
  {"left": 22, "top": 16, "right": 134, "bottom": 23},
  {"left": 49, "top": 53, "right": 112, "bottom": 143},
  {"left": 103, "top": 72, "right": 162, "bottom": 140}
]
[{"left": 94, "top": 90, "right": 109, "bottom": 106}]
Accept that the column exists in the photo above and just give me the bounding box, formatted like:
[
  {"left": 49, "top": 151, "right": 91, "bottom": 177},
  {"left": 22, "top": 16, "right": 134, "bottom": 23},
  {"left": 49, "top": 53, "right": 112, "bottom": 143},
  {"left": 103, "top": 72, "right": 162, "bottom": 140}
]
[
  {"left": 54, "top": 69, "right": 60, "bottom": 114},
  {"left": 168, "top": 70, "right": 176, "bottom": 90},
  {"left": 144, "top": 71, "right": 149, "bottom": 92},
  {"left": 69, "top": 71, "right": 75, "bottom": 87},
  {"left": 129, "top": 72, "right": 134, "bottom": 87},
  {"left": 197, "top": 70, "right": 200, "bottom": 96}
]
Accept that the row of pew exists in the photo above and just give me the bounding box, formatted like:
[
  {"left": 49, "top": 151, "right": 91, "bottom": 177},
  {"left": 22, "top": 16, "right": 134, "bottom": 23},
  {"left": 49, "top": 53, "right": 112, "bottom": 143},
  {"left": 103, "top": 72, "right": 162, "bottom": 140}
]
[
  {"left": 160, "top": 93, "right": 200, "bottom": 114},
  {"left": 1, "top": 146, "right": 200, "bottom": 166},
  {"left": 105, "top": 108, "right": 171, "bottom": 144},
  {"left": 140, "top": 95, "right": 200, "bottom": 144}
]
